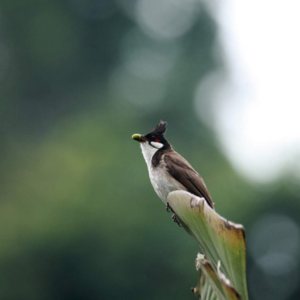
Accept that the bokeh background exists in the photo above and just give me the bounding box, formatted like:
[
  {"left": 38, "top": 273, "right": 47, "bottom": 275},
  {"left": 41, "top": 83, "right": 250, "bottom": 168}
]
[{"left": 1, "top": 1, "right": 300, "bottom": 299}]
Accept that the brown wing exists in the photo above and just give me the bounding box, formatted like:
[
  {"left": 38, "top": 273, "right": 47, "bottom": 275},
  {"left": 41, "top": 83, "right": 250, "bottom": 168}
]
[{"left": 164, "top": 152, "right": 214, "bottom": 209}]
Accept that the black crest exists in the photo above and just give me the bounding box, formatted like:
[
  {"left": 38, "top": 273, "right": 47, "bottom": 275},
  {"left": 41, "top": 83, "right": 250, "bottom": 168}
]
[{"left": 150, "top": 120, "right": 167, "bottom": 136}]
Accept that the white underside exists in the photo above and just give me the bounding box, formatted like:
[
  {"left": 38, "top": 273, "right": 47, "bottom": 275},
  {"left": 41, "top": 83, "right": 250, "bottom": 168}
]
[
  {"left": 140, "top": 142, "right": 159, "bottom": 168},
  {"left": 140, "top": 143, "right": 186, "bottom": 203}
]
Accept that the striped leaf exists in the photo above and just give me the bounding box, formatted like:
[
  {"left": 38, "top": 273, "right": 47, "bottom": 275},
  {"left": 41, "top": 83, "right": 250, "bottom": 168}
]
[{"left": 167, "top": 191, "right": 248, "bottom": 300}]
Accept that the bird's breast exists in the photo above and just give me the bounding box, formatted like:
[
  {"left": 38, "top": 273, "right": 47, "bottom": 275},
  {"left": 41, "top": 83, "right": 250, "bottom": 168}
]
[{"left": 149, "top": 163, "right": 186, "bottom": 204}]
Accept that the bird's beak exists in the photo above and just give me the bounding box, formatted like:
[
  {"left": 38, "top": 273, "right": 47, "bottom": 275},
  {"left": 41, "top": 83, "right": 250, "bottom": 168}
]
[{"left": 132, "top": 133, "right": 147, "bottom": 143}]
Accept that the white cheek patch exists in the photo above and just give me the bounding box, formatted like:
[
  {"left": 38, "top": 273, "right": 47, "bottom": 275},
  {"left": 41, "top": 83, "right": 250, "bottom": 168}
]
[{"left": 150, "top": 141, "right": 164, "bottom": 149}]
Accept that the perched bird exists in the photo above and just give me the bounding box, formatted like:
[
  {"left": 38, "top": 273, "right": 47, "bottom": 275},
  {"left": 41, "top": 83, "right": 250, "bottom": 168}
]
[{"left": 132, "top": 121, "right": 214, "bottom": 218}]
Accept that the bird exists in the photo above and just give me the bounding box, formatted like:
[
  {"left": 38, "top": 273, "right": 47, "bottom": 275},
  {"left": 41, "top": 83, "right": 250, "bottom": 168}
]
[{"left": 132, "top": 121, "right": 214, "bottom": 224}]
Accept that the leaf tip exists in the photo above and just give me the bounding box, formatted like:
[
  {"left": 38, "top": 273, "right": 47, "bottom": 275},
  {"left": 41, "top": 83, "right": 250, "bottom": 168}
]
[{"left": 195, "top": 253, "right": 205, "bottom": 270}]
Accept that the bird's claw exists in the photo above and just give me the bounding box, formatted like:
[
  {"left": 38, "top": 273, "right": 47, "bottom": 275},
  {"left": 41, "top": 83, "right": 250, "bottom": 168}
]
[
  {"left": 166, "top": 202, "right": 182, "bottom": 227},
  {"left": 172, "top": 214, "right": 182, "bottom": 227},
  {"left": 166, "top": 202, "right": 175, "bottom": 213}
]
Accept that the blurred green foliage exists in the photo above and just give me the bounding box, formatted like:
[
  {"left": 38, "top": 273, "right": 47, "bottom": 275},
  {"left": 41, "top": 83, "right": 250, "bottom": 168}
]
[{"left": 0, "top": 1, "right": 300, "bottom": 300}]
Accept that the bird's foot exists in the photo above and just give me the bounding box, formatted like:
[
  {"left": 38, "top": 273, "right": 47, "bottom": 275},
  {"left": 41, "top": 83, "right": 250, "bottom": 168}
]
[
  {"left": 172, "top": 214, "right": 182, "bottom": 227},
  {"left": 166, "top": 203, "right": 182, "bottom": 227},
  {"left": 166, "top": 202, "right": 175, "bottom": 213}
]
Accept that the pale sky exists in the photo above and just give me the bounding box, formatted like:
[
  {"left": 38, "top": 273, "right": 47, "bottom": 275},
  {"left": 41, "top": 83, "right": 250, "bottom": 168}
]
[{"left": 198, "top": 0, "right": 300, "bottom": 183}]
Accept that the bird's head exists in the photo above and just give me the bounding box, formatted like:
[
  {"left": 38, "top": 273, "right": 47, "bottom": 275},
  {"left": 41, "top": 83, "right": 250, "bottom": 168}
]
[{"left": 132, "top": 120, "right": 171, "bottom": 150}]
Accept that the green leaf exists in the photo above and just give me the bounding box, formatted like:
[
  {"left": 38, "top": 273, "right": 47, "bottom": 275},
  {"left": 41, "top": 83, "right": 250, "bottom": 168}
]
[
  {"left": 193, "top": 254, "right": 241, "bottom": 300},
  {"left": 167, "top": 191, "right": 248, "bottom": 300}
]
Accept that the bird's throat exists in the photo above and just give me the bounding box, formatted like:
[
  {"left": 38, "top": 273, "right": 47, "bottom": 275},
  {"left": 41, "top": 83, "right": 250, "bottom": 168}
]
[{"left": 140, "top": 143, "right": 159, "bottom": 170}]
